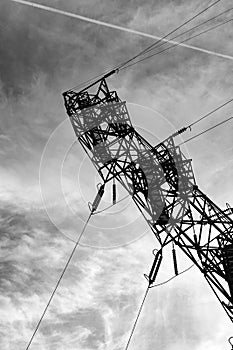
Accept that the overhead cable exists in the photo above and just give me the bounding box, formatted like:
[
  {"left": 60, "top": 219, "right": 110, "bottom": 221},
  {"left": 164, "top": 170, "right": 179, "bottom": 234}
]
[
  {"left": 70, "top": 12, "right": 232, "bottom": 90},
  {"left": 67, "top": 0, "right": 225, "bottom": 91},
  {"left": 119, "top": 17, "right": 233, "bottom": 71},
  {"left": 150, "top": 263, "right": 195, "bottom": 288},
  {"left": 124, "top": 260, "right": 196, "bottom": 350},
  {"left": 179, "top": 115, "right": 233, "bottom": 146},
  {"left": 118, "top": 0, "right": 224, "bottom": 70},
  {"left": 124, "top": 285, "right": 150, "bottom": 350},
  {"left": 25, "top": 212, "right": 92, "bottom": 350},
  {"left": 189, "top": 98, "right": 233, "bottom": 128},
  {"left": 135, "top": 6, "right": 233, "bottom": 59},
  {"left": 171, "top": 97, "right": 233, "bottom": 137}
]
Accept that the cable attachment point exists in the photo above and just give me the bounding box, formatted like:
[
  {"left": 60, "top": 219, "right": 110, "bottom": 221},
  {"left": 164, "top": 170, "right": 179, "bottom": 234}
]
[
  {"left": 88, "top": 184, "right": 105, "bottom": 213},
  {"left": 228, "top": 337, "right": 233, "bottom": 349},
  {"left": 144, "top": 249, "right": 163, "bottom": 287},
  {"left": 171, "top": 126, "right": 189, "bottom": 138},
  {"left": 103, "top": 69, "right": 118, "bottom": 79}
]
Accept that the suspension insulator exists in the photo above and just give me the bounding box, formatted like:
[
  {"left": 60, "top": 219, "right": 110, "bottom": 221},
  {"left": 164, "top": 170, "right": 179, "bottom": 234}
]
[
  {"left": 172, "top": 246, "right": 179, "bottom": 276},
  {"left": 91, "top": 184, "right": 105, "bottom": 212},
  {"left": 171, "top": 126, "right": 188, "bottom": 137},
  {"left": 113, "top": 179, "right": 116, "bottom": 205},
  {"left": 147, "top": 250, "right": 163, "bottom": 286}
]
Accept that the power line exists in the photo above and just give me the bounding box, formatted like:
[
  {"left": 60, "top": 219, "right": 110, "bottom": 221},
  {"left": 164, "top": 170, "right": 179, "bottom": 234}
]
[
  {"left": 66, "top": 67, "right": 114, "bottom": 92},
  {"left": 118, "top": 0, "right": 224, "bottom": 70},
  {"left": 25, "top": 212, "right": 92, "bottom": 350},
  {"left": 179, "top": 114, "right": 233, "bottom": 146},
  {"left": 58, "top": 194, "right": 130, "bottom": 243},
  {"left": 67, "top": 0, "right": 225, "bottom": 91},
  {"left": 124, "top": 285, "right": 150, "bottom": 350},
  {"left": 120, "top": 17, "right": 233, "bottom": 71},
  {"left": 189, "top": 98, "right": 233, "bottom": 128},
  {"left": 171, "top": 97, "right": 233, "bottom": 138},
  {"left": 123, "top": 261, "right": 195, "bottom": 350},
  {"left": 150, "top": 263, "right": 195, "bottom": 288},
  {"left": 93, "top": 194, "right": 130, "bottom": 215},
  {"left": 138, "top": 6, "right": 233, "bottom": 58},
  {"left": 71, "top": 7, "right": 232, "bottom": 91}
]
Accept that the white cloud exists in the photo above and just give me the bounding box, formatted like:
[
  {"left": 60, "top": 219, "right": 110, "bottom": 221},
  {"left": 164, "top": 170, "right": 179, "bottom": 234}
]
[{"left": 1, "top": 0, "right": 233, "bottom": 349}]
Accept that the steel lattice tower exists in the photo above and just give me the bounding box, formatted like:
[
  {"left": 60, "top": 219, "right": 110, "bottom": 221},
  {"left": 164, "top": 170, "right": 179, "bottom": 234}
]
[{"left": 63, "top": 76, "right": 233, "bottom": 322}]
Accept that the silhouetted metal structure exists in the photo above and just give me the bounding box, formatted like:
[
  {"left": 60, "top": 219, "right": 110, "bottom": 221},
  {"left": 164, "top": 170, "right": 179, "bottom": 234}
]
[{"left": 63, "top": 77, "right": 233, "bottom": 322}]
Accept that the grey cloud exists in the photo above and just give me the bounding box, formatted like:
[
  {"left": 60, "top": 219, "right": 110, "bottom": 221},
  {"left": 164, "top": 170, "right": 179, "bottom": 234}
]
[
  {"left": 40, "top": 309, "right": 105, "bottom": 349},
  {"left": 1, "top": 0, "right": 233, "bottom": 348},
  {"left": 0, "top": 0, "right": 140, "bottom": 98},
  {"left": 0, "top": 199, "right": 149, "bottom": 349}
]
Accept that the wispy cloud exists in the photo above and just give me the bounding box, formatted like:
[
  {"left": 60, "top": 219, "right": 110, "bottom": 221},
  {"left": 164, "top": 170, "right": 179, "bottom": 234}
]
[
  {"left": 1, "top": 0, "right": 233, "bottom": 348},
  {"left": 10, "top": 0, "right": 233, "bottom": 61}
]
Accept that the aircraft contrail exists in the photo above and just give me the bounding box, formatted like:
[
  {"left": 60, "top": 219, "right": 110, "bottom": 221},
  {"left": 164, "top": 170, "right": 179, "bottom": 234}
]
[{"left": 10, "top": 0, "right": 233, "bottom": 61}]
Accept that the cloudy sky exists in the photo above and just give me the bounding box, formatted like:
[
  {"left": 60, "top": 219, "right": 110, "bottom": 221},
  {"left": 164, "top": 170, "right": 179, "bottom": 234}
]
[{"left": 1, "top": 0, "right": 233, "bottom": 349}]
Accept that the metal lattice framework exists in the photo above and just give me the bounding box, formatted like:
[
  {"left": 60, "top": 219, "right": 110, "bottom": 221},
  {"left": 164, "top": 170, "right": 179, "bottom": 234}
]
[{"left": 63, "top": 78, "right": 233, "bottom": 322}]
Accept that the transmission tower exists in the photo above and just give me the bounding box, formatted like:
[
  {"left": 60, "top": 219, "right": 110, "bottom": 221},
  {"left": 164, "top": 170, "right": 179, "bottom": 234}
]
[{"left": 63, "top": 74, "right": 233, "bottom": 324}]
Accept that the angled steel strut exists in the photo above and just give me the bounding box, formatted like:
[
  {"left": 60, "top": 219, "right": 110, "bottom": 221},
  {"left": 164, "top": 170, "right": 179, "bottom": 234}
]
[{"left": 63, "top": 77, "right": 233, "bottom": 322}]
